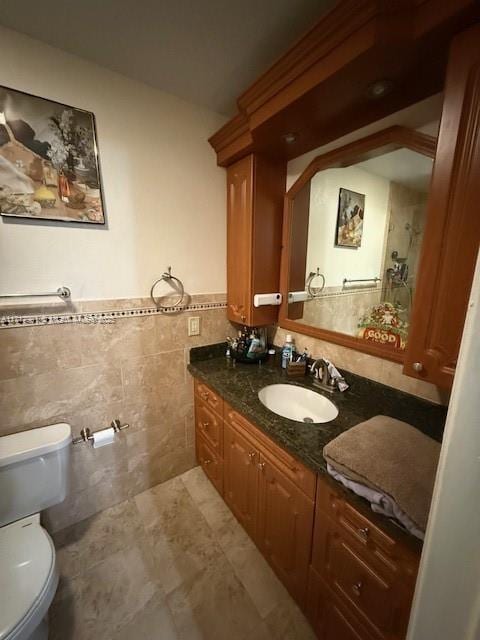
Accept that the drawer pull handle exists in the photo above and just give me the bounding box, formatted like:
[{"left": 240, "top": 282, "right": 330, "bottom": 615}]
[
  {"left": 358, "top": 526, "right": 370, "bottom": 539},
  {"left": 203, "top": 458, "right": 212, "bottom": 466},
  {"left": 257, "top": 462, "right": 266, "bottom": 472},
  {"left": 202, "top": 422, "right": 209, "bottom": 429},
  {"left": 201, "top": 392, "right": 209, "bottom": 400},
  {"left": 248, "top": 451, "right": 256, "bottom": 461},
  {"left": 352, "top": 581, "right": 363, "bottom": 597}
]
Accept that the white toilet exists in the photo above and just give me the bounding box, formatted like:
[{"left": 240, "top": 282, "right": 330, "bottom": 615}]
[{"left": 0, "top": 423, "right": 71, "bottom": 640}]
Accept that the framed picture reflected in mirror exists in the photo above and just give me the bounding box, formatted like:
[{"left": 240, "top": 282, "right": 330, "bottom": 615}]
[{"left": 335, "top": 187, "right": 365, "bottom": 248}]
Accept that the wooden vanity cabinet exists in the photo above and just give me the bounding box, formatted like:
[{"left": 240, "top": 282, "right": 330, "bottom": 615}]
[
  {"left": 194, "top": 380, "right": 224, "bottom": 495},
  {"left": 224, "top": 403, "right": 316, "bottom": 606},
  {"left": 256, "top": 450, "right": 315, "bottom": 604},
  {"left": 307, "top": 568, "right": 375, "bottom": 640},
  {"left": 226, "top": 154, "right": 285, "bottom": 326},
  {"left": 223, "top": 419, "right": 259, "bottom": 540},
  {"left": 307, "top": 474, "right": 420, "bottom": 640},
  {"left": 193, "top": 381, "right": 420, "bottom": 636}
]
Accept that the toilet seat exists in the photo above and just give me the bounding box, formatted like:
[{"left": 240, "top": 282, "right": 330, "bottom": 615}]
[{"left": 0, "top": 515, "right": 58, "bottom": 640}]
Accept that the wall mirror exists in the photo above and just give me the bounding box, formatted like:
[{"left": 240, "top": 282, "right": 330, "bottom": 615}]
[{"left": 279, "top": 126, "right": 437, "bottom": 362}]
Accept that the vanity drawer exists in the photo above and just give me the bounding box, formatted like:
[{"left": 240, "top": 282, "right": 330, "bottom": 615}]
[
  {"left": 329, "top": 533, "right": 398, "bottom": 638},
  {"left": 194, "top": 380, "right": 223, "bottom": 417},
  {"left": 225, "top": 403, "right": 316, "bottom": 500},
  {"left": 316, "top": 474, "right": 417, "bottom": 582},
  {"left": 197, "top": 433, "right": 223, "bottom": 496},
  {"left": 195, "top": 399, "right": 223, "bottom": 455},
  {"left": 307, "top": 565, "right": 375, "bottom": 640}
]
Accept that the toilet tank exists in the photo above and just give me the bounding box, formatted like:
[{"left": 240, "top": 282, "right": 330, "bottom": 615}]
[{"left": 0, "top": 423, "right": 71, "bottom": 527}]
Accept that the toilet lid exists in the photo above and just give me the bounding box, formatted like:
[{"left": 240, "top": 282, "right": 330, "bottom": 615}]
[{"left": 0, "top": 518, "right": 55, "bottom": 640}]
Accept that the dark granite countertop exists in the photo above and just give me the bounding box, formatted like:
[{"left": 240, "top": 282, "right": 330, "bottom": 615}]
[{"left": 188, "top": 345, "right": 447, "bottom": 477}]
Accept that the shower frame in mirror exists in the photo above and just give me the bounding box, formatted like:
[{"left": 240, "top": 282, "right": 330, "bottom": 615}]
[{"left": 279, "top": 125, "right": 437, "bottom": 364}]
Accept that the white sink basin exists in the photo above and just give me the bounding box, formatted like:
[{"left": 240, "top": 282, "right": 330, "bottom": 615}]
[{"left": 258, "top": 384, "right": 339, "bottom": 424}]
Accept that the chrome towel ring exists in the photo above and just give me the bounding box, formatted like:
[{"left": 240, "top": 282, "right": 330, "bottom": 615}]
[
  {"left": 150, "top": 266, "right": 186, "bottom": 311},
  {"left": 306, "top": 268, "right": 325, "bottom": 298}
]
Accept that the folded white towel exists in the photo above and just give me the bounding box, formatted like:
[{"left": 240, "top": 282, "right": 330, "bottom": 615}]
[{"left": 327, "top": 463, "right": 424, "bottom": 540}]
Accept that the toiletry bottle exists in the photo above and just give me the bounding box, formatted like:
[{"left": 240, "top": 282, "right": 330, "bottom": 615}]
[
  {"left": 281, "top": 334, "right": 295, "bottom": 369},
  {"left": 247, "top": 331, "right": 261, "bottom": 359}
]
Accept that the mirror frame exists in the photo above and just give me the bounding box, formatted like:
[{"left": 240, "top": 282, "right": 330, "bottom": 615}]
[{"left": 279, "top": 125, "right": 437, "bottom": 363}]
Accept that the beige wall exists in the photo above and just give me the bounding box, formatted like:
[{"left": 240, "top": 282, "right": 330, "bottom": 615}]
[
  {"left": 0, "top": 298, "right": 233, "bottom": 532},
  {"left": 307, "top": 167, "right": 390, "bottom": 287},
  {"left": 0, "top": 26, "right": 227, "bottom": 301},
  {"left": 0, "top": 28, "right": 233, "bottom": 531}
]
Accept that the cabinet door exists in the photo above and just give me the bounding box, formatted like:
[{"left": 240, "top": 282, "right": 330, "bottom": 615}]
[
  {"left": 226, "top": 155, "right": 253, "bottom": 325},
  {"left": 404, "top": 24, "right": 480, "bottom": 388},
  {"left": 257, "top": 453, "right": 314, "bottom": 606},
  {"left": 223, "top": 421, "right": 259, "bottom": 539}
]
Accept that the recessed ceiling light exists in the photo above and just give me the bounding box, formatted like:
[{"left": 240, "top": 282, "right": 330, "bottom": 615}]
[
  {"left": 283, "top": 133, "right": 298, "bottom": 144},
  {"left": 367, "top": 79, "right": 394, "bottom": 99}
]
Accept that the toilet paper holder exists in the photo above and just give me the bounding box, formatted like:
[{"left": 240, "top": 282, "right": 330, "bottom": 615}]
[{"left": 72, "top": 419, "right": 129, "bottom": 445}]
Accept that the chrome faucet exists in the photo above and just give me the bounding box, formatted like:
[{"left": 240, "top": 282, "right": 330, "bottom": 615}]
[
  {"left": 310, "top": 358, "right": 343, "bottom": 393},
  {"left": 310, "top": 358, "right": 330, "bottom": 386}
]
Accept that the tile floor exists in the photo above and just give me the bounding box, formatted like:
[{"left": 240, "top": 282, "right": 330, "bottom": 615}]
[{"left": 50, "top": 466, "right": 316, "bottom": 640}]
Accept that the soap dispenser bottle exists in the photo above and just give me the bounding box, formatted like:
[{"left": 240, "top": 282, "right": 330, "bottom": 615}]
[{"left": 281, "top": 334, "right": 295, "bottom": 369}]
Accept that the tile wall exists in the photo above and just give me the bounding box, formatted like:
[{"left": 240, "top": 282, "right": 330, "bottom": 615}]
[
  {"left": 0, "top": 294, "right": 233, "bottom": 531},
  {"left": 274, "top": 326, "right": 449, "bottom": 405},
  {"left": 1, "top": 292, "right": 448, "bottom": 533}
]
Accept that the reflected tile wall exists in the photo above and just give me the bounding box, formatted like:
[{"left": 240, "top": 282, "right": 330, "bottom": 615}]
[
  {"left": 274, "top": 326, "right": 449, "bottom": 406},
  {"left": 301, "top": 288, "right": 383, "bottom": 336},
  {"left": 0, "top": 297, "right": 233, "bottom": 532}
]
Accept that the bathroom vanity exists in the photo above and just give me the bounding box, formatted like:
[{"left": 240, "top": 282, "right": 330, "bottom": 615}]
[{"left": 188, "top": 351, "right": 445, "bottom": 640}]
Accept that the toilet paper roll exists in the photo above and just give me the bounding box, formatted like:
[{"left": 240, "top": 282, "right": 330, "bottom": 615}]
[{"left": 92, "top": 427, "right": 115, "bottom": 448}]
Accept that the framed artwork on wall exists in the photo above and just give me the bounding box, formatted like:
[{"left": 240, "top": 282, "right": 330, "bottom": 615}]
[
  {"left": 335, "top": 187, "right": 365, "bottom": 247},
  {"left": 0, "top": 85, "right": 105, "bottom": 224}
]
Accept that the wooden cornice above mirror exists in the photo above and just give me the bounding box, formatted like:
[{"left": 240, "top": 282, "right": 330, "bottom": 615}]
[
  {"left": 208, "top": 0, "right": 479, "bottom": 167},
  {"left": 279, "top": 126, "right": 437, "bottom": 364}
]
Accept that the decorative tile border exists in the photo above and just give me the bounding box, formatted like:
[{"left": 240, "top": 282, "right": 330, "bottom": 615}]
[{"left": 0, "top": 300, "right": 227, "bottom": 329}]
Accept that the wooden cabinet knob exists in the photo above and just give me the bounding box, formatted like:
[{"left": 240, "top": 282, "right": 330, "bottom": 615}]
[
  {"left": 203, "top": 458, "right": 212, "bottom": 466},
  {"left": 352, "top": 581, "right": 363, "bottom": 597},
  {"left": 202, "top": 422, "right": 209, "bottom": 429},
  {"left": 257, "top": 462, "right": 266, "bottom": 471},
  {"left": 202, "top": 392, "right": 209, "bottom": 400},
  {"left": 413, "top": 362, "right": 424, "bottom": 372},
  {"left": 248, "top": 451, "right": 256, "bottom": 462}
]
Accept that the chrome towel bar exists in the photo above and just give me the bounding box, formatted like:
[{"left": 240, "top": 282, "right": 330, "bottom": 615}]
[
  {"left": 343, "top": 277, "right": 381, "bottom": 285},
  {"left": 0, "top": 287, "right": 71, "bottom": 300}
]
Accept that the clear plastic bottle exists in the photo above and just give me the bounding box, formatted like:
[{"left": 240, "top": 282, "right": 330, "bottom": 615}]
[{"left": 281, "top": 334, "right": 295, "bottom": 369}]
